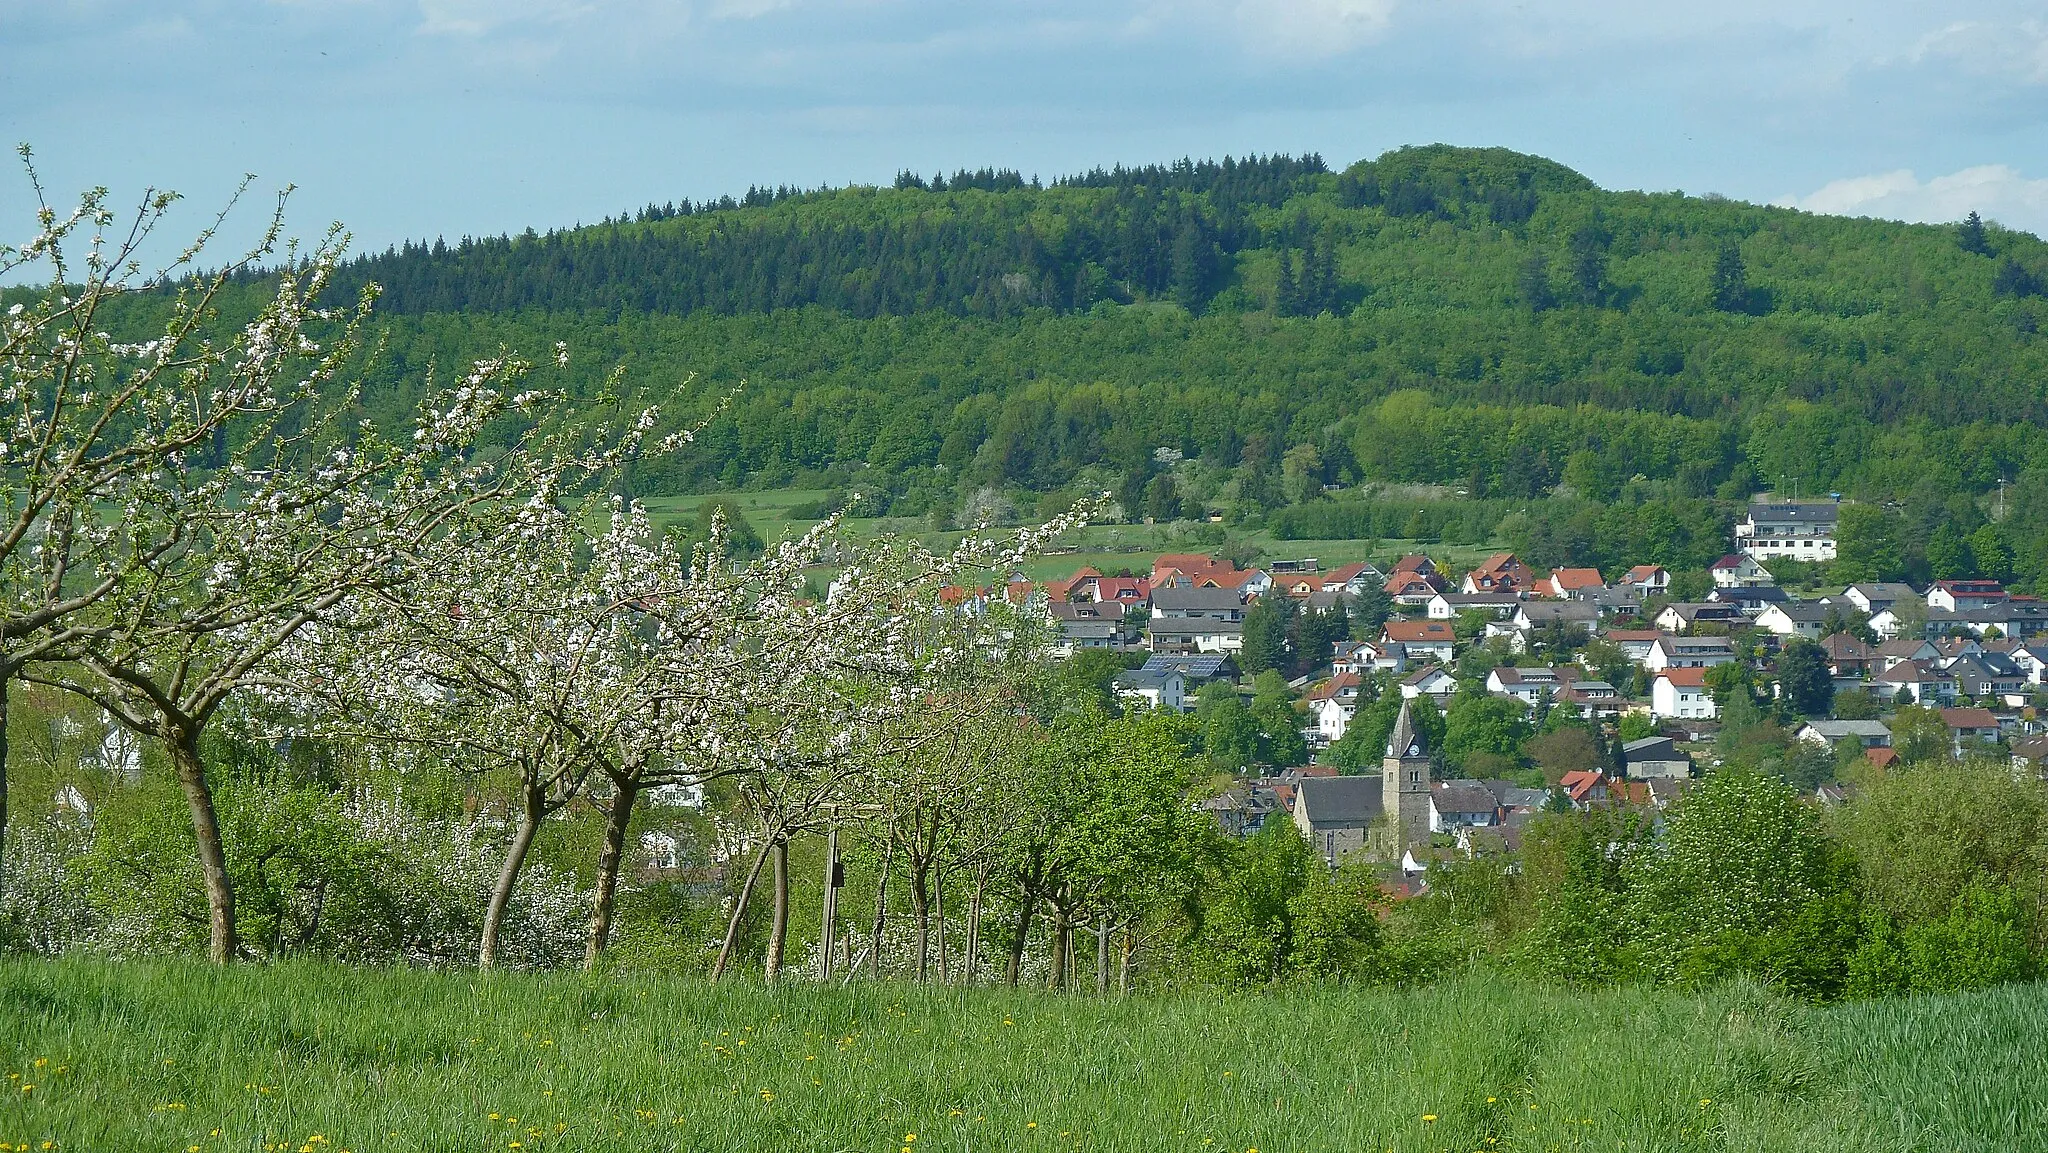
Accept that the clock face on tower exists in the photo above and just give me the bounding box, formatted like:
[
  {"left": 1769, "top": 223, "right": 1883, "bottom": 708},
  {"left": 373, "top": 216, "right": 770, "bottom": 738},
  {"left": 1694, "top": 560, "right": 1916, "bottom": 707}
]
[{"left": 1407, "top": 744, "right": 1420, "bottom": 757}]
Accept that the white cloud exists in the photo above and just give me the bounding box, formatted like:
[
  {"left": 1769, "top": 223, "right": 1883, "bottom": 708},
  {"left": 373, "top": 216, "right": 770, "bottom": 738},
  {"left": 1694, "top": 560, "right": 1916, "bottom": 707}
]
[
  {"left": 1911, "top": 19, "right": 2048, "bottom": 84},
  {"left": 1780, "top": 164, "right": 2048, "bottom": 237},
  {"left": 1232, "top": 0, "right": 1396, "bottom": 56},
  {"left": 416, "top": 0, "right": 595, "bottom": 37}
]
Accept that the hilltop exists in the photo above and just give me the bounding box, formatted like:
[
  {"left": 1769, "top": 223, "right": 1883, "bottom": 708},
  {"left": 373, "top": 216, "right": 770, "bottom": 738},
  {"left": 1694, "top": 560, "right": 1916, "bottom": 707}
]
[{"left": 192, "top": 145, "right": 2048, "bottom": 587}]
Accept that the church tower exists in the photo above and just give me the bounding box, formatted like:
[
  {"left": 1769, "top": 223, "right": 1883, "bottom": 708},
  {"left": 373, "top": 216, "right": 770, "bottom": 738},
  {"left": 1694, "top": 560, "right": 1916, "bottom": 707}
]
[{"left": 1381, "top": 699, "right": 1433, "bottom": 857}]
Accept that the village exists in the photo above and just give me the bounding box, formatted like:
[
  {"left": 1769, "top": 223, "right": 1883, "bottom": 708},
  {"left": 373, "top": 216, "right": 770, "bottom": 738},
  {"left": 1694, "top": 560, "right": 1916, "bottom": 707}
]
[{"left": 949, "top": 499, "right": 2048, "bottom": 883}]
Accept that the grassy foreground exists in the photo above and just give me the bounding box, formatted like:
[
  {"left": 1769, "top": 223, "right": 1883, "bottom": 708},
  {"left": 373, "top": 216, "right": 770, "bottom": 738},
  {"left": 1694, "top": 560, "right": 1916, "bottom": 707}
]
[{"left": 0, "top": 962, "right": 2041, "bottom": 1153}]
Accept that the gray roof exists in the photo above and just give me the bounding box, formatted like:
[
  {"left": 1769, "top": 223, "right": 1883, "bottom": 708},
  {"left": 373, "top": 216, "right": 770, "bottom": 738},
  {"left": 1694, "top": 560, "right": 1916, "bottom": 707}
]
[
  {"left": 1151, "top": 586, "right": 1244, "bottom": 613},
  {"left": 1768, "top": 601, "right": 1832, "bottom": 622},
  {"left": 1846, "top": 583, "right": 1918, "bottom": 605},
  {"left": 1711, "top": 585, "right": 1789, "bottom": 605},
  {"left": 1802, "top": 720, "right": 1892, "bottom": 739},
  {"left": 1747, "top": 501, "right": 1840, "bottom": 526},
  {"left": 1519, "top": 601, "right": 1599, "bottom": 624},
  {"left": 1432, "top": 781, "right": 1499, "bottom": 816},
  {"left": 1295, "top": 777, "right": 1384, "bottom": 827},
  {"left": 1386, "top": 699, "right": 1429, "bottom": 758},
  {"left": 1623, "top": 735, "right": 1682, "bottom": 759}
]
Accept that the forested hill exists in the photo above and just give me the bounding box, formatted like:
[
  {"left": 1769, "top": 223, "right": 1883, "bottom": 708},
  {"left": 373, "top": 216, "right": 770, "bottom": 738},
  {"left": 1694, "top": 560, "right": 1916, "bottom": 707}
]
[{"left": 225, "top": 145, "right": 2048, "bottom": 584}]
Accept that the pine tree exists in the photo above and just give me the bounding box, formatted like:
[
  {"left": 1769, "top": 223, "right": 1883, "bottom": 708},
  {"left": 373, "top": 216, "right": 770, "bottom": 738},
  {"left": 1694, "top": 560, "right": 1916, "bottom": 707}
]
[
  {"left": 1517, "top": 251, "right": 1555, "bottom": 312},
  {"left": 1711, "top": 243, "right": 1751, "bottom": 314},
  {"left": 1958, "top": 211, "right": 1991, "bottom": 256},
  {"left": 1274, "top": 251, "right": 1300, "bottom": 316}
]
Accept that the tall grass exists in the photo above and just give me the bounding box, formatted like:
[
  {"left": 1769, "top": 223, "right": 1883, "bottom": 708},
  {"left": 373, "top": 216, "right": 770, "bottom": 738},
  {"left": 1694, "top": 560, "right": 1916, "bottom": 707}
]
[{"left": 0, "top": 960, "right": 2039, "bottom": 1152}]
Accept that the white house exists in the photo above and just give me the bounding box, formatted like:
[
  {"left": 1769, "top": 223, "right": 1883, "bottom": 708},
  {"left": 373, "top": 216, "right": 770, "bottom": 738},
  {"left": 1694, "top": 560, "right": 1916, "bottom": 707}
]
[
  {"left": 1305, "top": 674, "right": 1365, "bottom": 743},
  {"left": 1737, "top": 500, "right": 1839, "bottom": 561},
  {"left": 1114, "top": 667, "right": 1187, "bottom": 712},
  {"left": 1399, "top": 665, "right": 1459, "bottom": 704},
  {"left": 1643, "top": 635, "right": 1736, "bottom": 672},
  {"left": 1651, "top": 668, "right": 1717, "bottom": 719},
  {"left": 1332, "top": 639, "right": 1408, "bottom": 676},
  {"left": 1839, "top": 583, "right": 1919, "bottom": 617},
  {"left": 1756, "top": 601, "right": 1829, "bottom": 641},
  {"left": 1709, "top": 553, "right": 1774, "bottom": 588},
  {"left": 1927, "top": 580, "right": 2008, "bottom": 613}
]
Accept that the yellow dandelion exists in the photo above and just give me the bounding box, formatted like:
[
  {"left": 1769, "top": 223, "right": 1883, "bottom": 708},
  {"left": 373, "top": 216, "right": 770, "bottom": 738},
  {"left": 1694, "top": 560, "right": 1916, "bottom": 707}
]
[
  {"left": 1422, "top": 1114, "right": 1438, "bottom": 1122},
  {"left": 1027, "top": 1122, "right": 1038, "bottom": 1129}
]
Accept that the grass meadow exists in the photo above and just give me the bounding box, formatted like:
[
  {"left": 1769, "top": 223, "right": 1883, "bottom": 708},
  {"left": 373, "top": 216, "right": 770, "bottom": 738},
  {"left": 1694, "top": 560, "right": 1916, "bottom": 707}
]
[{"left": 2, "top": 961, "right": 2042, "bottom": 1153}]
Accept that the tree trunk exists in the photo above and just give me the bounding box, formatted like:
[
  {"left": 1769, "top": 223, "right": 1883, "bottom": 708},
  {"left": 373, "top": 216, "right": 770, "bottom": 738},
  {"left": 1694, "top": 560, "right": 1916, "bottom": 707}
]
[
  {"left": 1047, "top": 904, "right": 1070, "bottom": 991},
  {"left": 167, "top": 727, "right": 237, "bottom": 965},
  {"left": 711, "top": 833, "right": 775, "bottom": 982},
  {"left": 964, "top": 865, "right": 987, "bottom": 985},
  {"left": 1096, "top": 921, "right": 1110, "bottom": 996},
  {"left": 764, "top": 837, "right": 790, "bottom": 984},
  {"left": 583, "top": 776, "right": 640, "bottom": 971},
  {"left": 868, "top": 832, "right": 893, "bottom": 979},
  {"left": 1118, "top": 923, "right": 1137, "bottom": 995},
  {"left": 480, "top": 779, "right": 544, "bottom": 972},
  {"left": 910, "top": 868, "right": 931, "bottom": 982},
  {"left": 1004, "top": 892, "right": 1035, "bottom": 987},
  {"left": 0, "top": 674, "right": 11, "bottom": 882},
  {"left": 933, "top": 868, "right": 948, "bottom": 984}
]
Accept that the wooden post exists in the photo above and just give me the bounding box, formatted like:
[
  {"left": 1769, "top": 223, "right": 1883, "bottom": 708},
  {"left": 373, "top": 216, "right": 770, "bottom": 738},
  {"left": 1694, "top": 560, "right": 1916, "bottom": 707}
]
[{"left": 819, "top": 825, "right": 840, "bottom": 981}]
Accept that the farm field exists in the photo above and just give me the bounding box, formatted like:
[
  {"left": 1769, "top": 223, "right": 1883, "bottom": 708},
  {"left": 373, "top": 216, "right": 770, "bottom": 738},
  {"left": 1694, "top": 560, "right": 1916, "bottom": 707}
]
[{"left": 1, "top": 960, "right": 2041, "bottom": 1153}]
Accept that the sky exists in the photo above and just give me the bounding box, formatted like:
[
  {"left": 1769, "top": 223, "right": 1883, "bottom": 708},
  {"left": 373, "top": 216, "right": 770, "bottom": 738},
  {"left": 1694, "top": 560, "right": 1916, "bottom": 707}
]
[{"left": 4, "top": 1, "right": 2047, "bottom": 260}]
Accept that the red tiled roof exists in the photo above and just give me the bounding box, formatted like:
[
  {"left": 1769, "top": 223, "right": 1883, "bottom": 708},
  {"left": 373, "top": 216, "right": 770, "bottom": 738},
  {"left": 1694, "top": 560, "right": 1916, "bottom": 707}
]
[
  {"left": 1384, "top": 620, "right": 1456, "bottom": 643},
  {"left": 1549, "top": 567, "right": 1603, "bottom": 592},
  {"left": 1940, "top": 707, "right": 2000, "bottom": 730},
  {"left": 1655, "top": 667, "right": 1710, "bottom": 687}
]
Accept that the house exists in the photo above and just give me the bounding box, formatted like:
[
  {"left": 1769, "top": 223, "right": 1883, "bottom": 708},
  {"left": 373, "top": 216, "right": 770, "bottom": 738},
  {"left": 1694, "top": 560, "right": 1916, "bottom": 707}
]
[
  {"left": 1398, "top": 664, "right": 1459, "bottom": 705},
  {"left": 1292, "top": 776, "right": 1384, "bottom": 861},
  {"left": 1323, "top": 561, "right": 1387, "bottom": 597},
  {"left": 1461, "top": 552, "right": 1536, "bottom": 595},
  {"left": 1939, "top": 706, "right": 2004, "bottom": 749},
  {"left": 1332, "top": 639, "right": 1408, "bottom": 676},
  {"left": 1140, "top": 653, "right": 1237, "bottom": 685},
  {"left": 1486, "top": 666, "right": 1570, "bottom": 705},
  {"left": 1575, "top": 584, "right": 1645, "bottom": 617},
  {"left": 1151, "top": 553, "right": 1221, "bottom": 588},
  {"left": 1869, "top": 660, "right": 1956, "bottom": 705},
  {"left": 2010, "top": 735, "right": 2048, "bottom": 779},
  {"left": 1928, "top": 579, "right": 2008, "bottom": 613},
  {"left": 1621, "top": 735, "right": 1693, "bottom": 780},
  {"left": 1651, "top": 668, "right": 1717, "bottom": 719},
  {"left": 1619, "top": 565, "right": 1671, "bottom": 593},
  {"left": 1114, "top": 667, "right": 1187, "bottom": 712},
  {"left": 1544, "top": 568, "right": 1605, "bottom": 599},
  {"left": 1513, "top": 601, "right": 1600, "bottom": 634},
  {"left": 1383, "top": 556, "right": 1447, "bottom": 605},
  {"left": 1709, "top": 553, "right": 1775, "bottom": 588},
  {"left": 1737, "top": 500, "right": 1840, "bottom": 561},
  {"left": 1797, "top": 720, "right": 1893, "bottom": 749},
  {"left": 1873, "top": 637, "right": 1940, "bottom": 671},
  {"left": 1756, "top": 601, "right": 1830, "bottom": 641},
  {"left": 1150, "top": 617, "right": 1243, "bottom": 655},
  {"left": 1941, "top": 651, "right": 2029, "bottom": 703},
  {"left": 1654, "top": 602, "right": 1744, "bottom": 633},
  {"left": 1818, "top": 632, "right": 1877, "bottom": 678},
  {"left": 1305, "top": 673, "right": 1366, "bottom": 743},
  {"left": 1426, "top": 591, "right": 1523, "bottom": 620},
  {"left": 1272, "top": 574, "right": 1327, "bottom": 599},
  {"left": 1201, "top": 785, "right": 1285, "bottom": 838},
  {"left": 1152, "top": 585, "right": 1244, "bottom": 621},
  {"left": 1709, "top": 585, "right": 1790, "bottom": 616},
  {"left": 1604, "top": 629, "right": 1666, "bottom": 664},
  {"left": 1552, "top": 680, "right": 1624, "bottom": 719},
  {"left": 1839, "top": 583, "right": 1918, "bottom": 616},
  {"left": 1643, "top": 634, "right": 1736, "bottom": 672},
  {"left": 1090, "top": 576, "right": 1152, "bottom": 607},
  {"left": 1048, "top": 601, "right": 1137, "bottom": 654},
  {"left": 1559, "top": 770, "right": 1611, "bottom": 809},
  {"left": 1429, "top": 781, "right": 1502, "bottom": 833},
  {"left": 1382, "top": 619, "right": 1457, "bottom": 663},
  {"left": 1996, "top": 639, "right": 2048, "bottom": 684}
]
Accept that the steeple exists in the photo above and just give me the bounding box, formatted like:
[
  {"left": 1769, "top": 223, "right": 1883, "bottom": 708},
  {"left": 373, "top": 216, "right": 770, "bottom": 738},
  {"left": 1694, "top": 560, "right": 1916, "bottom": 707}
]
[{"left": 1386, "top": 698, "right": 1428, "bottom": 761}]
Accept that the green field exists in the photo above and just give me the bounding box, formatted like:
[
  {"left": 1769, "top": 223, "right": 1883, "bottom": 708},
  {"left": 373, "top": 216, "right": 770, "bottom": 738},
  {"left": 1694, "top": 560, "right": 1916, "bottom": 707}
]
[
  {"left": 1, "top": 961, "right": 2041, "bottom": 1153},
  {"left": 637, "top": 489, "right": 1503, "bottom": 583}
]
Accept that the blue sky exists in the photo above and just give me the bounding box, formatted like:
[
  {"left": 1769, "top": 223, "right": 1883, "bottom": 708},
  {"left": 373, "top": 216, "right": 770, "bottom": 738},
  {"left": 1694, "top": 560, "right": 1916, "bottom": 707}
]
[{"left": 4, "top": 1, "right": 2047, "bottom": 257}]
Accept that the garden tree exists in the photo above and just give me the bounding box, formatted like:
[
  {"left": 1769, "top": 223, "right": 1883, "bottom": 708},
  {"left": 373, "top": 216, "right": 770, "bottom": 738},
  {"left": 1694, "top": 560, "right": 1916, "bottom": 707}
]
[
  {"left": 1200, "top": 690, "right": 1262, "bottom": 772},
  {"left": 1143, "top": 474, "right": 1183, "bottom": 522},
  {"left": 1835, "top": 759, "right": 2048, "bottom": 939},
  {"left": 678, "top": 497, "right": 764, "bottom": 561},
  {"left": 1238, "top": 595, "right": 1292, "bottom": 674},
  {"left": 1627, "top": 767, "right": 1852, "bottom": 990},
  {"left": 1831, "top": 689, "right": 1880, "bottom": 721},
  {"left": 1616, "top": 712, "right": 1659, "bottom": 743},
  {"left": 1198, "top": 819, "right": 1380, "bottom": 984},
  {"left": 1322, "top": 683, "right": 1398, "bottom": 773},
  {"left": 1775, "top": 639, "right": 1834, "bottom": 716},
  {"left": 1831, "top": 503, "right": 1903, "bottom": 584},
  {"left": 0, "top": 170, "right": 353, "bottom": 881},
  {"left": 1509, "top": 807, "right": 1648, "bottom": 983},
  {"left": 1889, "top": 705, "right": 1953, "bottom": 764},
  {"left": 1047, "top": 648, "right": 1139, "bottom": 715},
  {"left": 15, "top": 216, "right": 603, "bottom": 964},
  {"left": 1526, "top": 726, "right": 1601, "bottom": 786},
  {"left": 1440, "top": 690, "right": 1532, "bottom": 774},
  {"left": 1347, "top": 582, "right": 1393, "bottom": 635},
  {"left": 1250, "top": 671, "right": 1308, "bottom": 768},
  {"left": 1703, "top": 660, "right": 1756, "bottom": 709},
  {"left": 1290, "top": 600, "right": 1347, "bottom": 677}
]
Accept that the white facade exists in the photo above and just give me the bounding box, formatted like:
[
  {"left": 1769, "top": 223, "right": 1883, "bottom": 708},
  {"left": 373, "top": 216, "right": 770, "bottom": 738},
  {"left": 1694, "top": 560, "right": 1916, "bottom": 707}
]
[{"left": 1651, "top": 675, "right": 1718, "bottom": 719}]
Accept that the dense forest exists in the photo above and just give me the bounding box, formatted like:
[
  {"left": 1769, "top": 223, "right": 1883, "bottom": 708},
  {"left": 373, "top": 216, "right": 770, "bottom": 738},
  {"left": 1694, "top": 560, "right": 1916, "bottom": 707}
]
[{"left": 183, "top": 145, "right": 2048, "bottom": 587}]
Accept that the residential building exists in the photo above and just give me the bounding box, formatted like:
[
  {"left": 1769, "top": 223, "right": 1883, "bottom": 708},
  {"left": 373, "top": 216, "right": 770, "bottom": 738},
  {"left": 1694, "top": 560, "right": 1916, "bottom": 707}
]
[
  {"left": 1756, "top": 601, "right": 1830, "bottom": 641},
  {"left": 1559, "top": 770, "right": 1612, "bottom": 809},
  {"left": 1382, "top": 619, "right": 1457, "bottom": 663},
  {"left": 1305, "top": 673, "right": 1365, "bottom": 743},
  {"left": 1114, "top": 667, "right": 1186, "bottom": 712},
  {"left": 1709, "top": 553, "right": 1775, "bottom": 587},
  {"left": 1398, "top": 664, "right": 1459, "bottom": 705},
  {"left": 1332, "top": 640, "right": 1408, "bottom": 676},
  {"left": 1927, "top": 579, "right": 2008, "bottom": 613},
  {"left": 1869, "top": 660, "right": 1955, "bottom": 705},
  {"left": 1839, "top": 583, "right": 1918, "bottom": 616},
  {"left": 1618, "top": 565, "right": 1671, "bottom": 593},
  {"left": 1461, "top": 552, "right": 1536, "bottom": 595},
  {"left": 1544, "top": 568, "right": 1605, "bottom": 598},
  {"left": 1818, "top": 632, "right": 1877, "bottom": 678},
  {"left": 1940, "top": 706, "right": 2004, "bottom": 749},
  {"left": 1654, "top": 602, "right": 1744, "bottom": 633},
  {"left": 1325, "top": 561, "right": 1387, "bottom": 598},
  {"left": 1426, "top": 591, "right": 1522, "bottom": 620},
  {"left": 1643, "top": 634, "right": 1736, "bottom": 672},
  {"left": 1513, "top": 601, "right": 1600, "bottom": 633},
  {"left": 1621, "top": 735, "right": 1693, "bottom": 780},
  {"left": 1708, "top": 585, "right": 1789, "bottom": 616},
  {"left": 1651, "top": 668, "right": 1717, "bottom": 719},
  {"left": 1603, "top": 629, "right": 1666, "bottom": 664},
  {"left": 1048, "top": 601, "right": 1137, "bottom": 654},
  {"left": 1737, "top": 500, "right": 1840, "bottom": 561},
  {"left": 1796, "top": 720, "right": 1893, "bottom": 749},
  {"left": 1429, "top": 781, "right": 1502, "bottom": 833},
  {"left": 1383, "top": 556, "right": 1447, "bottom": 605}
]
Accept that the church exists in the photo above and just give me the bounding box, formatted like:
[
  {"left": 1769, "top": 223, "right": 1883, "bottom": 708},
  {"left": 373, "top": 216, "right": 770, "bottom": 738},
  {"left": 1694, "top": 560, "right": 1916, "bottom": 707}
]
[{"left": 1289, "top": 699, "right": 1434, "bottom": 863}]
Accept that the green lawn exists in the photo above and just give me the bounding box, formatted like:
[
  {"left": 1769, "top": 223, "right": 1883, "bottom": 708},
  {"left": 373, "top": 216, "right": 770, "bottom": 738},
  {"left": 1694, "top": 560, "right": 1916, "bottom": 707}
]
[{"left": 2, "top": 960, "right": 2041, "bottom": 1152}]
